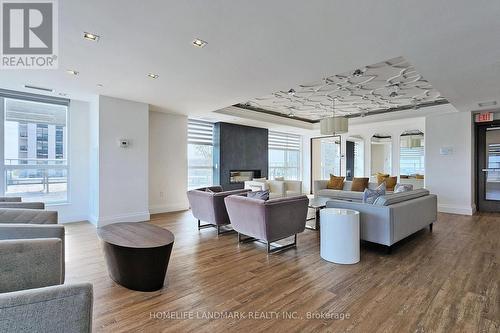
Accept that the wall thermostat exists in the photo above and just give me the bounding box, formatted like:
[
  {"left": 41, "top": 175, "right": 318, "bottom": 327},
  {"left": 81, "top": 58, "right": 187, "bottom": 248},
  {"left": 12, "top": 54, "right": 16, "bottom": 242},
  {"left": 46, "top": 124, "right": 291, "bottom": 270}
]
[{"left": 119, "top": 139, "right": 130, "bottom": 148}]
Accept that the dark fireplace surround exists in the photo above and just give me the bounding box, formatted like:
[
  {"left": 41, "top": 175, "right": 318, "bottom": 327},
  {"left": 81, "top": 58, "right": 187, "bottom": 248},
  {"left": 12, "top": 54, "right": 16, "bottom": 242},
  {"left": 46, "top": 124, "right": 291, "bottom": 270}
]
[{"left": 213, "top": 122, "right": 268, "bottom": 190}]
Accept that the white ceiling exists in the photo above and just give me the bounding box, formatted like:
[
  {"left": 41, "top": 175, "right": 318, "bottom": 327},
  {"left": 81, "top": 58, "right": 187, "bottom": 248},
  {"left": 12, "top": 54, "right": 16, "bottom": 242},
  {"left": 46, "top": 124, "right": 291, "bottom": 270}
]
[
  {"left": 241, "top": 56, "right": 447, "bottom": 121},
  {"left": 0, "top": 0, "right": 499, "bottom": 126}
]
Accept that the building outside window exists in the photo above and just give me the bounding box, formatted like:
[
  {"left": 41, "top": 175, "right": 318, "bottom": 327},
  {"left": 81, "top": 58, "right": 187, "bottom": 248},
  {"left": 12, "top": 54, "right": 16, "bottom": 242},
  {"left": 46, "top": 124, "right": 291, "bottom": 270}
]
[
  {"left": 268, "top": 131, "right": 301, "bottom": 180},
  {"left": 3, "top": 97, "right": 68, "bottom": 203},
  {"left": 187, "top": 120, "right": 214, "bottom": 189}
]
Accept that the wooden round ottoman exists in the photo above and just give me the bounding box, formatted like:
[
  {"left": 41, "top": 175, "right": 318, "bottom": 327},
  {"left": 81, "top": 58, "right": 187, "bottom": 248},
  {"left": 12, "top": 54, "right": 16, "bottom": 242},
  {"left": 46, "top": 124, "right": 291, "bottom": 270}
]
[{"left": 97, "top": 222, "right": 174, "bottom": 292}]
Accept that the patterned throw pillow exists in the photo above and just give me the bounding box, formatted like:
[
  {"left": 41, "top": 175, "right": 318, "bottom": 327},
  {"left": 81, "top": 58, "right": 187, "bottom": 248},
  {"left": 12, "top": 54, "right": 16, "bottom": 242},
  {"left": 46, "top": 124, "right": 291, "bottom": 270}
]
[
  {"left": 394, "top": 183, "right": 413, "bottom": 193},
  {"left": 247, "top": 190, "right": 270, "bottom": 200},
  {"left": 363, "top": 183, "right": 386, "bottom": 204},
  {"left": 327, "top": 174, "right": 345, "bottom": 190}
]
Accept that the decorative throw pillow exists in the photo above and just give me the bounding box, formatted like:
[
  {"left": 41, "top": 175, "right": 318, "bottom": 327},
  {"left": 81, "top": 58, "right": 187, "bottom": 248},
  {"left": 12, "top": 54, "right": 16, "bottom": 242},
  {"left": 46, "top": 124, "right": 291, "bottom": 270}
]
[
  {"left": 376, "top": 173, "right": 390, "bottom": 185},
  {"left": 351, "top": 177, "right": 369, "bottom": 192},
  {"left": 247, "top": 190, "right": 270, "bottom": 200},
  {"left": 362, "top": 183, "right": 386, "bottom": 204},
  {"left": 394, "top": 183, "right": 413, "bottom": 193},
  {"left": 385, "top": 176, "right": 397, "bottom": 191},
  {"left": 327, "top": 175, "right": 345, "bottom": 190}
]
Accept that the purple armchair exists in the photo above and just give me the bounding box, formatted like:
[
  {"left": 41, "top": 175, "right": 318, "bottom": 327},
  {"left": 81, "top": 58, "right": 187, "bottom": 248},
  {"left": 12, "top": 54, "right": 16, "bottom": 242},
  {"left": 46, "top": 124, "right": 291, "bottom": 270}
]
[
  {"left": 224, "top": 194, "right": 309, "bottom": 253},
  {"left": 187, "top": 186, "right": 251, "bottom": 235}
]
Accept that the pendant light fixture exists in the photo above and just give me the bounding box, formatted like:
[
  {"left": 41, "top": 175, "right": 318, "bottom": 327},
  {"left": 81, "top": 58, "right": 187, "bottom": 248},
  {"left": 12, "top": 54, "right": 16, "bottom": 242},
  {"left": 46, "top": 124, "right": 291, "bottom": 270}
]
[{"left": 320, "top": 98, "right": 348, "bottom": 135}]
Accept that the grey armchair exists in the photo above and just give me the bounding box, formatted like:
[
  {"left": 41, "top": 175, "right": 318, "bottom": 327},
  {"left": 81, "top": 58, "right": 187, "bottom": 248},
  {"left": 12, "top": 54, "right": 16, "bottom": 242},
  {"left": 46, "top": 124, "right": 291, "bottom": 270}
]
[
  {"left": 0, "top": 236, "right": 93, "bottom": 333},
  {"left": 0, "top": 196, "right": 45, "bottom": 209},
  {"left": 224, "top": 194, "right": 309, "bottom": 253},
  {"left": 187, "top": 186, "right": 251, "bottom": 234},
  {"left": 0, "top": 208, "right": 62, "bottom": 277}
]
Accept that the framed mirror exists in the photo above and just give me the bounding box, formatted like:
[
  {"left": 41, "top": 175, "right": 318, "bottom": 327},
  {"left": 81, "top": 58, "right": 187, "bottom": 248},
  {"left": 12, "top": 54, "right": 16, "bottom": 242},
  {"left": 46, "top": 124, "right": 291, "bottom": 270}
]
[{"left": 371, "top": 134, "right": 392, "bottom": 179}]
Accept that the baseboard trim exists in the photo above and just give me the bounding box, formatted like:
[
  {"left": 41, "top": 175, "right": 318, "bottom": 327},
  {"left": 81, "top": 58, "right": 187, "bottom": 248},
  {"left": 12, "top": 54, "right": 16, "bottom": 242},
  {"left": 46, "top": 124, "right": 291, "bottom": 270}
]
[
  {"left": 59, "top": 215, "right": 90, "bottom": 224},
  {"left": 98, "top": 211, "right": 151, "bottom": 227},
  {"left": 438, "top": 204, "right": 474, "bottom": 216},
  {"left": 149, "top": 203, "right": 189, "bottom": 214}
]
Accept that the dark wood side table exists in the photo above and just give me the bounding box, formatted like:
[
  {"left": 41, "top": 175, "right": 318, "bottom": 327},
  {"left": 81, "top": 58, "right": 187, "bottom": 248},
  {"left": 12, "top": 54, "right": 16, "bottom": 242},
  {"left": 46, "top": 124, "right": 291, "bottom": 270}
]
[
  {"left": 97, "top": 222, "right": 174, "bottom": 292},
  {"left": 307, "top": 196, "right": 330, "bottom": 230}
]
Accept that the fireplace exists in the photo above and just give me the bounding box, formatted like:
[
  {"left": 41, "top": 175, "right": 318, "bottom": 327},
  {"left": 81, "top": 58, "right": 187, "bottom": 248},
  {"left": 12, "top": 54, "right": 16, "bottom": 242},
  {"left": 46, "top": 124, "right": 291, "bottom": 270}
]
[{"left": 229, "top": 170, "right": 262, "bottom": 184}]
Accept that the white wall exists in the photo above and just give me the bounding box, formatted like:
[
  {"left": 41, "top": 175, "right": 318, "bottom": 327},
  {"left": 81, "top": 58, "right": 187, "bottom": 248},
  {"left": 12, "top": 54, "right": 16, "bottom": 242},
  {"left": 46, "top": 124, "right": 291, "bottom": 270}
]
[
  {"left": 49, "top": 100, "right": 90, "bottom": 223},
  {"left": 96, "top": 96, "right": 150, "bottom": 225},
  {"left": 149, "top": 111, "right": 189, "bottom": 213},
  {"left": 425, "top": 111, "right": 475, "bottom": 215}
]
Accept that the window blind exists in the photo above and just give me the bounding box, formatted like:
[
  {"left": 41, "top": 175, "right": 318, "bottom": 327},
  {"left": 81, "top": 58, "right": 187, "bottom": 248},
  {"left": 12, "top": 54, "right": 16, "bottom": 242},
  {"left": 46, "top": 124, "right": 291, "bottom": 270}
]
[
  {"left": 188, "top": 120, "right": 214, "bottom": 146},
  {"left": 269, "top": 131, "right": 301, "bottom": 151}
]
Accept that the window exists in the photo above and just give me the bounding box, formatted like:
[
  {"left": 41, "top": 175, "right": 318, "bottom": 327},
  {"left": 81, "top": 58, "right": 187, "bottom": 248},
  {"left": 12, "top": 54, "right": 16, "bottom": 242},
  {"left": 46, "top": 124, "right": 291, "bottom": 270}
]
[
  {"left": 188, "top": 120, "right": 214, "bottom": 189},
  {"left": 268, "top": 131, "right": 301, "bottom": 180},
  {"left": 3, "top": 97, "right": 68, "bottom": 203},
  {"left": 352, "top": 139, "right": 364, "bottom": 177}
]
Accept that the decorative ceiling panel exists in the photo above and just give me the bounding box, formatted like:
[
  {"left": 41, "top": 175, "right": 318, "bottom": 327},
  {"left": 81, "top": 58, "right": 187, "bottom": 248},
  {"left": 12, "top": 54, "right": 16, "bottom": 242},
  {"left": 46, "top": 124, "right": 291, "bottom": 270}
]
[{"left": 236, "top": 56, "right": 448, "bottom": 123}]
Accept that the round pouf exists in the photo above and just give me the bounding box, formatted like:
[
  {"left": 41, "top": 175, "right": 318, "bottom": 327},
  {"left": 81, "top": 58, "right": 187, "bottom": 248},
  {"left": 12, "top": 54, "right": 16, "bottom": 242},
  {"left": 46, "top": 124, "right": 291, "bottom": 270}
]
[{"left": 320, "top": 208, "right": 360, "bottom": 264}]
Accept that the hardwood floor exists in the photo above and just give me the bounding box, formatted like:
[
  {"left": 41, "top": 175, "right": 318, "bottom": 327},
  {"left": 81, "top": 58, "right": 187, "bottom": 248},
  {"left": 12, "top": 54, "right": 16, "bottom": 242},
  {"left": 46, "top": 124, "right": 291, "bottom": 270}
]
[{"left": 64, "top": 211, "right": 499, "bottom": 333}]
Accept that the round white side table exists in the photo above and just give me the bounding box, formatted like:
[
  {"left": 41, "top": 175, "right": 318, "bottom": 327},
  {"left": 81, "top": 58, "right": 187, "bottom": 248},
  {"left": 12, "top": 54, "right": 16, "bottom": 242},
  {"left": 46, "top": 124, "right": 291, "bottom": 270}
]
[{"left": 320, "top": 208, "right": 360, "bottom": 264}]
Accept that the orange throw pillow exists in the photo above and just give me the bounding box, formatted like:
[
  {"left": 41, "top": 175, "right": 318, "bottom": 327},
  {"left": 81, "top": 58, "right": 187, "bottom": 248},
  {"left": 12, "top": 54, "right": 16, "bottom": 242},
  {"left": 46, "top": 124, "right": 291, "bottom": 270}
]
[
  {"left": 385, "top": 176, "right": 397, "bottom": 191},
  {"left": 351, "top": 177, "right": 369, "bottom": 192},
  {"left": 327, "top": 175, "right": 345, "bottom": 190}
]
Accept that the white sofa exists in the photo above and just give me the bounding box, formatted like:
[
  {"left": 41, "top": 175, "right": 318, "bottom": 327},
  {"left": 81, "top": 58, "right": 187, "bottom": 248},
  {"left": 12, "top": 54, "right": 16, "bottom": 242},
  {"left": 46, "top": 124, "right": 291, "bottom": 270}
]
[{"left": 244, "top": 179, "right": 302, "bottom": 199}]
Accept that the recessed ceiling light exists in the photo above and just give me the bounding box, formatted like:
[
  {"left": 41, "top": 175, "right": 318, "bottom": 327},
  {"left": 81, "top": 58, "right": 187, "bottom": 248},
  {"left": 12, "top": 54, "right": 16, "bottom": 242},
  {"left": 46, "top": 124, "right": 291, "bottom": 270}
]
[
  {"left": 192, "top": 38, "right": 207, "bottom": 48},
  {"left": 96, "top": 83, "right": 103, "bottom": 87},
  {"left": 66, "top": 69, "right": 79, "bottom": 76},
  {"left": 478, "top": 101, "right": 497, "bottom": 107},
  {"left": 24, "top": 84, "right": 54, "bottom": 92},
  {"left": 83, "top": 32, "right": 100, "bottom": 41},
  {"left": 147, "top": 73, "right": 159, "bottom": 79}
]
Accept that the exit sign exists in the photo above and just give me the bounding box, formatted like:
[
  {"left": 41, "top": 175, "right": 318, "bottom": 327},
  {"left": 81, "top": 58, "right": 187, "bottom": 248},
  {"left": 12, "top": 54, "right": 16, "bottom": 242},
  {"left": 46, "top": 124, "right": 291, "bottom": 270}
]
[{"left": 475, "top": 112, "right": 494, "bottom": 123}]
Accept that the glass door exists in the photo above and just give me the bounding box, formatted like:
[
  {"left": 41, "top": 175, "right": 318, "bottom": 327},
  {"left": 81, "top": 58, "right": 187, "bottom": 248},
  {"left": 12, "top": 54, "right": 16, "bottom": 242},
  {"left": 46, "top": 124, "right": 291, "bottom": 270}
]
[{"left": 476, "top": 123, "right": 500, "bottom": 211}]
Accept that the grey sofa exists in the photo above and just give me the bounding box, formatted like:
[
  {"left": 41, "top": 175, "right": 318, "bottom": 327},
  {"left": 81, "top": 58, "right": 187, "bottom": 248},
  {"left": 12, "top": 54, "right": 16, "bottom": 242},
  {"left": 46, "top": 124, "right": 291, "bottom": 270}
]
[
  {"left": 187, "top": 186, "right": 251, "bottom": 234},
  {"left": 224, "top": 194, "right": 309, "bottom": 253},
  {"left": 325, "top": 189, "right": 437, "bottom": 252},
  {"left": 0, "top": 236, "right": 93, "bottom": 332},
  {"left": 314, "top": 180, "right": 379, "bottom": 202}
]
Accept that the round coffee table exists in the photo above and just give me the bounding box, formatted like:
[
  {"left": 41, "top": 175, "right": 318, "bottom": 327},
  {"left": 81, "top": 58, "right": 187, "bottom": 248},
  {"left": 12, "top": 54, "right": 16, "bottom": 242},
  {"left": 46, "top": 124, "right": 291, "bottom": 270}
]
[{"left": 97, "top": 222, "right": 174, "bottom": 291}]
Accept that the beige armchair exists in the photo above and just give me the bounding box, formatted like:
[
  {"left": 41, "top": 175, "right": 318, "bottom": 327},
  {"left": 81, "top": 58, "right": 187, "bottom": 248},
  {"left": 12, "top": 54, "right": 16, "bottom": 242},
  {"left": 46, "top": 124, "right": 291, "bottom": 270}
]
[{"left": 244, "top": 180, "right": 302, "bottom": 198}]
